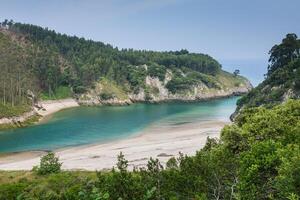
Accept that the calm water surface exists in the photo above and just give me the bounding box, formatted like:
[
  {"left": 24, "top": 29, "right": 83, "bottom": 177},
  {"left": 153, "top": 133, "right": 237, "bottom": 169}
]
[{"left": 0, "top": 97, "right": 239, "bottom": 153}]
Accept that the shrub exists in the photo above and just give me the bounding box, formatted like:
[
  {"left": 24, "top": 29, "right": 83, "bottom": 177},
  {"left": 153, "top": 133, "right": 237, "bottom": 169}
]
[
  {"left": 33, "top": 152, "right": 62, "bottom": 175},
  {"left": 99, "top": 92, "right": 114, "bottom": 100}
]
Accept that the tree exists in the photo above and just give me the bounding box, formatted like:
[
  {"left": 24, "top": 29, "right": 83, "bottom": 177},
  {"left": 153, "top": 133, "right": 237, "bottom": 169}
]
[
  {"left": 233, "top": 69, "right": 240, "bottom": 76},
  {"left": 268, "top": 33, "right": 300, "bottom": 76},
  {"left": 33, "top": 152, "right": 62, "bottom": 175}
]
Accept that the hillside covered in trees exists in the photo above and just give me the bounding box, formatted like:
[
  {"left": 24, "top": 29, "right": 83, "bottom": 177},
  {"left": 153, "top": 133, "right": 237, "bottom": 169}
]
[
  {"left": 0, "top": 20, "right": 251, "bottom": 119},
  {"left": 234, "top": 33, "right": 300, "bottom": 116},
  {"left": 0, "top": 33, "right": 299, "bottom": 199}
]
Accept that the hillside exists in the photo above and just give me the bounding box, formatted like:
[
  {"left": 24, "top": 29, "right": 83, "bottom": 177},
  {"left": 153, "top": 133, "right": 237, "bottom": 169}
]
[
  {"left": 232, "top": 33, "right": 300, "bottom": 119},
  {"left": 0, "top": 21, "right": 250, "bottom": 108},
  {"left": 0, "top": 22, "right": 299, "bottom": 199}
]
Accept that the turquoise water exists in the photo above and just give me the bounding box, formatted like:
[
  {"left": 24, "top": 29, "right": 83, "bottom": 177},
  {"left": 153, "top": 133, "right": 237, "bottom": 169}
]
[{"left": 0, "top": 97, "right": 239, "bottom": 153}]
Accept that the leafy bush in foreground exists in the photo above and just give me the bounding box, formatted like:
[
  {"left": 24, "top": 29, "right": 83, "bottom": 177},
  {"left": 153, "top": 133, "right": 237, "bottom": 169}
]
[{"left": 33, "top": 152, "right": 62, "bottom": 175}]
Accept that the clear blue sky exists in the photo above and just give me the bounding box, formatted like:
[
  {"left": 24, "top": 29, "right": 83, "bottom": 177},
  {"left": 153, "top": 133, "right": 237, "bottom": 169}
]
[{"left": 1, "top": 0, "right": 299, "bottom": 85}]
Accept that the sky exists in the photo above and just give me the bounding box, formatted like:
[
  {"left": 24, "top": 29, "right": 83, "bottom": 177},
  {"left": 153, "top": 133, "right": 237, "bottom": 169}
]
[{"left": 1, "top": 0, "right": 300, "bottom": 85}]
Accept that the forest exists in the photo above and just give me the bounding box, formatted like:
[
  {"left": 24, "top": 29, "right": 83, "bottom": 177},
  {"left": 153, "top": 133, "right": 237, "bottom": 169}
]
[
  {"left": 0, "top": 20, "right": 221, "bottom": 112},
  {"left": 236, "top": 33, "right": 300, "bottom": 111},
  {"left": 0, "top": 32, "right": 299, "bottom": 200}
]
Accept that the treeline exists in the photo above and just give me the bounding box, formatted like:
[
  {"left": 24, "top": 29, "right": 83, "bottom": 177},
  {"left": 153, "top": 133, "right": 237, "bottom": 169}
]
[
  {"left": 0, "top": 20, "right": 221, "bottom": 98},
  {"left": 236, "top": 33, "right": 300, "bottom": 110},
  {"left": 0, "top": 32, "right": 38, "bottom": 107}
]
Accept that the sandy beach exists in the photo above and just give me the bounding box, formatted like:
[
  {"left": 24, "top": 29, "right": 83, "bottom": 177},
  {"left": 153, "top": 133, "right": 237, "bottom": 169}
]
[
  {"left": 35, "top": 98, "right": 79, "bottom": 118},
  {"left": 0, "top": 98, "right": 79, "bottom": 127},
  {"left": 0, "top": 120, "right": 228, "bottom": 171}
]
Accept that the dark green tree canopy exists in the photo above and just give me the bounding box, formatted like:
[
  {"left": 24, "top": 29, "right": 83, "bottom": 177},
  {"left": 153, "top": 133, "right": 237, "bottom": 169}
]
[{"left": 268, "top": 33, "right": 300, "bottom": 75}]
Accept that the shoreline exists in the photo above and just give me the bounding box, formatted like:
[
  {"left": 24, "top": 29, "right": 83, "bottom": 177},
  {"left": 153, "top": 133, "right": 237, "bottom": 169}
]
[
  {"left": 0, "top": 119, "right": 229, "bottom": 171},
  {"left": 35, "top": 98, "right": 79, "bottom": 120},
  {"left": 0, "top": 92, "right": 245, "bottom": 130},
  {"left": 0, "top": 98, "right": 79, "bottom": 129}
]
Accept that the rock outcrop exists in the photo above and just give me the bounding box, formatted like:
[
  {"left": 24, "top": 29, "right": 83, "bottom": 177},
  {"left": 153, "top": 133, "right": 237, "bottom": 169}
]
[{"left": 77, "top": 70, "right": 252, "bottom": 106}]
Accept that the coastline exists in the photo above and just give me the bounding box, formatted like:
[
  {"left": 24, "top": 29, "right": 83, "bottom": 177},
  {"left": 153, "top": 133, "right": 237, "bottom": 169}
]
[
  {"left": 0, "top": 119, "right": 229, "bottom": 171},
  {"left": 35, "top": 98, "right": 79, "bottom": 119},
  {"left": 0, "top": 98, "right": 79, "bottom": 129},
  {"left": 0, "top": 80, "right": 251, "bottom": 130}
]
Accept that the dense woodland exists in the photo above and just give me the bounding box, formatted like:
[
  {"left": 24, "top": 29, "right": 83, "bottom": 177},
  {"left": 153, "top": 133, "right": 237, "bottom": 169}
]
[
  {"left": 0, "top": 32, "right": 299, "bottom": 199},
  {"left": 0, "top": 20, "right": 221, "bottom": 111},
  {"left": 236, "top": 33, "right": 300, "bottom": 111}
]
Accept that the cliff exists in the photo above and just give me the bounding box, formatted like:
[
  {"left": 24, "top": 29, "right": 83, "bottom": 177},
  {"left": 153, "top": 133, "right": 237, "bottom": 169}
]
[
  {"left": 77, "top": 68, "right": 252, "bottom": 105},
  {"left": 0, "top": 21, "right": 253, "bottom": 128}
]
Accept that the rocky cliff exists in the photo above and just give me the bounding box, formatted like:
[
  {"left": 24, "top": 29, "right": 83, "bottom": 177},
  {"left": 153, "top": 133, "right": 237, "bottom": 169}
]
[{"left": 77, "top": 68, "right": 252, "bottom": 106}]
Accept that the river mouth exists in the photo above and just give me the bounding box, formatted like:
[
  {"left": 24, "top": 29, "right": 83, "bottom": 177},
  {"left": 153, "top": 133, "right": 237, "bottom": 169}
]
[{"left": 0, "top": 97, "right": 239, "bottom": 153}]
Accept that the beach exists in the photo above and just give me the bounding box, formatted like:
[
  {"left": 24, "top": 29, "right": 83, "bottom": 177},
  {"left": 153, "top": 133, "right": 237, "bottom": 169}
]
[
  {"left": 0, "top": 98, "right": 79, "bottom": 126},
  {"left": 35, "top": 98, "right": 79, "bottom": 118},
  {"left": 0, "top": 120, "right": 228, "bottom": 171}
]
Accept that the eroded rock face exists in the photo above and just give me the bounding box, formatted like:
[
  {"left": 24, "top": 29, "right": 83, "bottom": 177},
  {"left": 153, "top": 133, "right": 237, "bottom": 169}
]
[
  {"left": 0, "top": 110, "right": 36, "bottom": 126},
  {"left": 77, "top": 73, "right": 252, "bottom": 106},
  {"left": 74, "top": 64, "right": 253, "bottom": 106}
]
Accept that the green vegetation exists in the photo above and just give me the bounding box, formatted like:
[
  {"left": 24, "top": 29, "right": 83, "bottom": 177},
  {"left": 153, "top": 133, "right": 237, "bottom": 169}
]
[
  {"left": 0, "top": 114, "right": 40, "bottom": 130},
  {"left": 98, "top": 78, "right": 128, "bottom": 100},
  {"left": 40, "top": 86, "right": 73, "bottom": 100},
  {"left": 0, "top": 20, "right": 250, "bottom": 119},
  {"left": 0, "top": 100, "right": 299, "bottom": 199},
  {"left": 33, "top": 152, "right": 62, "bottom": 175},
  {"left": 0, "top": 21, "right": 221, "bottom": 100},
  {"left": 1, "top": 23, "right": 298, "bottom": 199},
  {"left": 147, "top": 63, "right": 167, "bottom": 81},
  {"left": 236, "top": 33, "right": 300, "bottom": 111},
  {"left": 0, "top": 103, "right": 31, "bottom": 118}
]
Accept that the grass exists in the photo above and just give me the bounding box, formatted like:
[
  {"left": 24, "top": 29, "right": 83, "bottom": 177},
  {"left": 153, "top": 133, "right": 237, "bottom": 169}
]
[
  {"left": 99, "top": 78, "right": 128, "bottom": 100},
  {"left": 216, "top": 70, "right": 249, "bottom": 89},
  {"left": 0, "top": 114, "right": 40, "bottom": 130},
  {"left": 0, "top": 103, "right": 31, "bottom": 118},
  {"left": 0, "top": 171, "right": 97, "bottom": 184},
  {"left": 40, "top": 86, "right": 73, "bottom": 100}
]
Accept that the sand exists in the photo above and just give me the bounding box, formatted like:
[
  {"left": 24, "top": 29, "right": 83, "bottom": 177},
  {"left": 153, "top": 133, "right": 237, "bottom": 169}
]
[
  {"left": 0, "top": 120, "right": 228, "bottom": 171},
  {"left": 35, "top": 98, "right": 79, "bottom": 118}
]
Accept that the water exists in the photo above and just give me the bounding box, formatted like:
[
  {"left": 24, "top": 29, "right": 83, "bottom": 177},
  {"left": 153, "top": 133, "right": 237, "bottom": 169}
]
[{"left": 0, "top": 97, "right": 239, "bottom": 153}]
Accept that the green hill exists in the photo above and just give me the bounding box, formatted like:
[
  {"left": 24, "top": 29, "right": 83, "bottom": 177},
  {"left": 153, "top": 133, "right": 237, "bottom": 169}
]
[
  {"left": 0, "top": 20, "right": 251, "bottom": 118},
  {"left": 236, "top": 34, "right": 300, "bottom": 110},
  {"left": 0, "top": 23, "right": 299, "bottom": 199}
]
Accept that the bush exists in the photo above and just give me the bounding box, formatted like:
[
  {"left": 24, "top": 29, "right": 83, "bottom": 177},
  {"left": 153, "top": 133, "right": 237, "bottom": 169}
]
[
  {"left": 166, "top": 77, "right": 194, "bottom": 93},
  {"left": 33, "top": 152, "right": 62, "bottom": 175},
  {"left": 99, "top": 92, "right": 114, "bottom": 100},
  {"left": 147, "top": 64, "right": 166, "bottom": 81},
  {"left": 40, "top": 86, "right": 73, "bottom": 100}
]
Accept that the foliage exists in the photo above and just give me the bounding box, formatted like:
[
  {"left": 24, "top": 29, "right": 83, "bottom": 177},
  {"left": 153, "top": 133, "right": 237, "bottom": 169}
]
[
  {"left": 0, "top": 103, "right": 31, "bottom": 118},
  {"left": 268, "top": 33, "right": 300, "bottom": 75},
  {"left": 233, "top": 69, "right": 240, "bottom": 76},
  {"left": 147, "top": 63, "right": 167, "bottom": 81},
  {"left": 236, "top": 33, "right": 300, "bottom": 111},
  {"left": 33, "top": 152, "right": 62, "bottom": 175},
  {"left": 40, "top": 86, "right": 72, "bottom": 100},
  {"left": 0, "top": 21, "right": 221, "bottom": 101},
  {"left": 0, "top": 100, "right": 298, "bottom": 199},
  {"left": 1, "top": 21, "right": 299, "bottom": 200}
]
